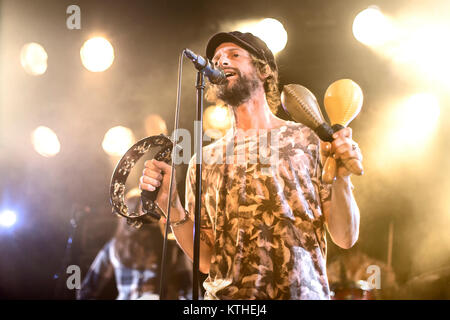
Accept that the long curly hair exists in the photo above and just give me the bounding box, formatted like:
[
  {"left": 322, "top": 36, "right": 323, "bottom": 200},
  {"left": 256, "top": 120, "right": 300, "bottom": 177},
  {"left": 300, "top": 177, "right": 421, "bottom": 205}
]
[{"left": 250, "top": 54, "right": 281, "bottom": 114}]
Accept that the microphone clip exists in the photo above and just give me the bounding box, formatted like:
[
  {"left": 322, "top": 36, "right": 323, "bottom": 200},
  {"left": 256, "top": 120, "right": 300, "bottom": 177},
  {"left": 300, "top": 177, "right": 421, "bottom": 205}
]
[{"left": 184, "top": 48, "right": 226, "bottom": 85}]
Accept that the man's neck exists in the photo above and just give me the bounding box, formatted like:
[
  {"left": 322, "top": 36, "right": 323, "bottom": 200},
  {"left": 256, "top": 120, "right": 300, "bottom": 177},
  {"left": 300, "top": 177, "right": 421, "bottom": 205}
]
[{"left": 232, "top": 86, "right": 284, "bottom": 132}]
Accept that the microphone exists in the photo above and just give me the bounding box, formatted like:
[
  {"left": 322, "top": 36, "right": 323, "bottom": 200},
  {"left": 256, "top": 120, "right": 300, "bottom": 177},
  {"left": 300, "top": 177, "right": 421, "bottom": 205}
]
[{"left": 184, "top": 48, "right": 227, "bottom": 84}]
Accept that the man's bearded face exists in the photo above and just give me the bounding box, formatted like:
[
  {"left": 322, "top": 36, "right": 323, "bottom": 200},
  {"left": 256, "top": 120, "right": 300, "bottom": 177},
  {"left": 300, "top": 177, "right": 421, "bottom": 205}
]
[{"left": 215, "top": 67, "right": 261, "bottom": 107}]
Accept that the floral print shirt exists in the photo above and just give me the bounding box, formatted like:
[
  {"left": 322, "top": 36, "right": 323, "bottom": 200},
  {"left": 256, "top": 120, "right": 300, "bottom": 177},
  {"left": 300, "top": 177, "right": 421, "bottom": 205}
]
[{"left": 185, "top": 121, "right": 332, "bottom": 299}]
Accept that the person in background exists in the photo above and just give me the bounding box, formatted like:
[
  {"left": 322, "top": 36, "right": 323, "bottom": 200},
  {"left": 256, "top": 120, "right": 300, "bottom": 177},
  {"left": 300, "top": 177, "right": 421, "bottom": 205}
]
[{"left": 77, "top": 189, "right": 192, "bottom": 300}]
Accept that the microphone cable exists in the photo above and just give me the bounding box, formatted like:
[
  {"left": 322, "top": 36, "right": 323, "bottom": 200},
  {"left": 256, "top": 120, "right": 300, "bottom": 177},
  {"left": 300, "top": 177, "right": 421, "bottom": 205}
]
[{"left": 158, "top": 49, "right": 184, "bottom": 300}]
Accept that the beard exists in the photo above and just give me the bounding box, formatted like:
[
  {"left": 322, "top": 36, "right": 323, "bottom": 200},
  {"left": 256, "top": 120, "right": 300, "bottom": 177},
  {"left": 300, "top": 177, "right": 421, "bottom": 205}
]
[{"left": 215, "top": 70, "right": 261, "bottom": 107}]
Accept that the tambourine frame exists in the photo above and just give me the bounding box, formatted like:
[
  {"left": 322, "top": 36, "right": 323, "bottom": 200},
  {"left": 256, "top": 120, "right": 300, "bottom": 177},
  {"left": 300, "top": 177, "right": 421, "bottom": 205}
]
[{"left": 109, "top": 134, "right": 173, "bottom": 227}]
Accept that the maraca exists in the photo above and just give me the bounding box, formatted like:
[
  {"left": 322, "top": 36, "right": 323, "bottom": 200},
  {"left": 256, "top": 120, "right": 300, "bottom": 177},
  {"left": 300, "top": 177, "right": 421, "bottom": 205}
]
[
  {"left": 281, "top": 84, "right": 337, "bottom": 183},
  {"left": 323, "top": 79, "right": 364, "bottom": 179},
  {"left": 281, "top": 84, "right": 334, "bottom": 141},
  {"left": 281, "top": 81, "right": 363, "bottom": 184}
]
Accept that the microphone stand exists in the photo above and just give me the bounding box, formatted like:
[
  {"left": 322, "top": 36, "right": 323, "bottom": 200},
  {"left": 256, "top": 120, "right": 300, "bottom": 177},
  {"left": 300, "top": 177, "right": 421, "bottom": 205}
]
[
  {"left": 53, "top": 205, "right": 83, "bottom": 299},
  {"left": 192, "top": 71, "right": 204, "bottom": 300},
  {"left": 160, "top": 50, "right": 205, "bottom": 300},
  {"left": 169, "top": 48, "right": 221, "bottom": 299}
]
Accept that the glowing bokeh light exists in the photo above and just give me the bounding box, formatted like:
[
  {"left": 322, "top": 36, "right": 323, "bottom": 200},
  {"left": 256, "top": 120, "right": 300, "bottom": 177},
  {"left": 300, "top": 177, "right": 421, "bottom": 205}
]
[
  {"left": 0, "top": 210, "right": 17, "bottom": 228},
  {"left": 388, "top": 93, "right": 440, "bottom": 151},
  {"left": 80, "top": 37, "right": 115, "bottom": 72},
  {"left": 388, "top": 24, "right": 450, "bottom": 87},
  {"left": 144, "top": 114, "right": 168, "bottom": 137},
  {"left": 31, "top": 126, "right": 61, "bottom": 157},
  {"left": 353, "top": 6, "right": 395, "bottom": 46},
  {"left": 102, "top": 126, "right": 135, "bottom": 157},
  {"left": 20, "top": 42, "right": 48, "bottom": 76},
  {"left": 203, "top": 105, "right": 232, "bottom": 140},
  {"left": 238, "top": 18, "right": 288, "bottom": 54},
  {"left": 358, "top": 8, "right": 450, "bottom": 88}
]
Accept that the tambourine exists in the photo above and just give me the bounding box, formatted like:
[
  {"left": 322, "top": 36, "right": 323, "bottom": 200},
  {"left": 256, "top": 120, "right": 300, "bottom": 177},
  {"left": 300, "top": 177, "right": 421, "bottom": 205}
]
[{"left": 110, "top": 134, "right": 173, "bottom": 228}]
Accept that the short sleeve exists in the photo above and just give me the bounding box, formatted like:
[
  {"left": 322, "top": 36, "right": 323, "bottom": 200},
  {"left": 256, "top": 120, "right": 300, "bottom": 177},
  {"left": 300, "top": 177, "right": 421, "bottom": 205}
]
[{"left": 185, "top": 155, "right": 212, "bottom": 230}]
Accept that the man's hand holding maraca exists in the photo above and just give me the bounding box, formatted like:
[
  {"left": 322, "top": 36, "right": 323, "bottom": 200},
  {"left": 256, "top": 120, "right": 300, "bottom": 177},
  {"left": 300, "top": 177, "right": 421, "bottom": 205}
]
[
  {"left": 320, "top": 127, "right": 363, "bottom": 179},
  {"left": 320, "top": 126, "right": 362, "bottom": 249}
]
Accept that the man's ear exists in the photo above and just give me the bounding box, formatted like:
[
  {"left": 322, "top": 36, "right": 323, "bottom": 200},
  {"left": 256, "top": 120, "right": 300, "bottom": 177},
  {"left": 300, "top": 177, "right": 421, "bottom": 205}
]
[{"left": 259, "top": 64, "right": 271, "bottom": 81}]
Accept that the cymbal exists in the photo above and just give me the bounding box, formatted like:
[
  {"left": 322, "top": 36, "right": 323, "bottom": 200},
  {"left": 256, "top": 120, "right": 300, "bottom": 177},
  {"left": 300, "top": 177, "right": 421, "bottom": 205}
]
[{"left": 401, "top": 266, "right": 450, "bottom": 299}]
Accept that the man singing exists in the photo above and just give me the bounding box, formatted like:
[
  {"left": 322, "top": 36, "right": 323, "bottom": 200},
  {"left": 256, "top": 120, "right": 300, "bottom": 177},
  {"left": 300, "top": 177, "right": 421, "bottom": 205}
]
[{"left": 139, "top": 31, "right": 362, "bottom": 299}]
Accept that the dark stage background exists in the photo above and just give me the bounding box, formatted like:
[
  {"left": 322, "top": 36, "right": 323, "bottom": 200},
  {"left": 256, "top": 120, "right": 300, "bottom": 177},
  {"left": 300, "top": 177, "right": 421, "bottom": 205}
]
[{"left": 0, "top": 0, "right": 449, "bottom": 299}]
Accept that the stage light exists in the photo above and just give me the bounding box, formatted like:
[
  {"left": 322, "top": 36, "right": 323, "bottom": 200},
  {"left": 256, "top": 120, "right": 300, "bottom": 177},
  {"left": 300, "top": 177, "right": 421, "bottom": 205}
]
[
  {"left": 80, "top": 37, "right": 115, "bottom": 72},
  {"left": 238, "top": 18, "right": 288, "bottom": 54},
  {"left": 354, "top": 7, "right": 450, "bottom": 88},
  {"left": 31, "top": 126, "right": 61, "bottom": 157},
  {"left": 102, "top": 126, "right": 135, "bottom": 157},
  {"left": 20, "top": 42, "right": 48, "bottom": 76},
  {"left": 203, "top": 105, "right": 232, "bottom": 140},
  {"left": 209, "top": 105, "right": 229, "bottom": 126},
  {"left": 144, "top": 114, "right": 168, "bottom": 137},
  {"left": 0, "top": 210, "right": 17, "bottom": 228},
  {"left": 353, "top": 6, "right": 394, "bottom": 46},
  {"left": 389, "top": 24, "right": 450, "bottom": 87},
  {"left": 388, "top": 93, "right": 440, "bottom": 151}
]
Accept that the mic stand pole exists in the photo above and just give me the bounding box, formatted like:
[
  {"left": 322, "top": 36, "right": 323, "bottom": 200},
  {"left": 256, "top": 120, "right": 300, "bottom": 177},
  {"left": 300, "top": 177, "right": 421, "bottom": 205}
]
[{"left": 192, "top": 71, "right": 205, "bottom": 300}]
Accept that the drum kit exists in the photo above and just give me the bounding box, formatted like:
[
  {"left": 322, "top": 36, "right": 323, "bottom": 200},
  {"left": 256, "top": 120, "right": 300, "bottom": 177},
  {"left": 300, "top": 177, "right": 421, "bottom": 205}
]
[
  {"left": 329, "top": 261, "right": 450, "bottom": 300},
  {"left": 399, "top": 266, "right": 450, "bottom": 300},
  {"left": 330, "top": 280, "right": 376, "bottom": 300},
  {"left": 328, "top": 258, "right": 378, "bottom": 300},
  {"left": 327, "top": 223, "right": 450, "bottom": 300}
]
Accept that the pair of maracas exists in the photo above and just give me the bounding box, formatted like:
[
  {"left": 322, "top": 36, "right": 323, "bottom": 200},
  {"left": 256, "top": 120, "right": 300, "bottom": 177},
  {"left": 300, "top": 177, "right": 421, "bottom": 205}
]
[{"left": 281, "top": 79, "right": 364, "bottom": 183}]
